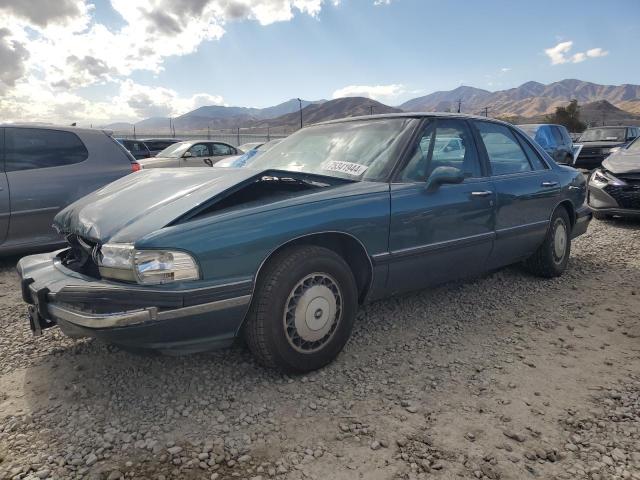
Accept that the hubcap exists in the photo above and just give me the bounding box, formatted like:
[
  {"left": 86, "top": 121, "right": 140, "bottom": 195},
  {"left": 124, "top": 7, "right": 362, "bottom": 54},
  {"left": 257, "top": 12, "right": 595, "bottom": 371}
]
[
  {"left": 553, "top": 220, "right": 567, "bottom": 262},
  {"left": 283, "top": 273, "right": 342, "bottom": 354}
]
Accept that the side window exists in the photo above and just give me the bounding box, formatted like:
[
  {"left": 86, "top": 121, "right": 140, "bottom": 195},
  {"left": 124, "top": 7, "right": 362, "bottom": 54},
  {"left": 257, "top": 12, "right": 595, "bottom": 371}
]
[
  {"left": 550, "top": 127, "right": 564, "bottom": 146},
  {"left": 188, "top": 143, "right": 210, "bottom": 157},
  {"left": 400, "top": 119, "right": 480, "bottom": 182},
  {"left": 5, "top": 128, "right": 88, "bottom": 172},
  {"left": 212, "top": 143, "right": 234, "bottom": 156},
  {"left": 515, "top": 132, "right": 548, "bottom": 170},
  {"left": 475, "top": 122, "right": 532, "bottom": 176},
  {"left": 560, "top": 126, "right": 572, "bottom": 145}
]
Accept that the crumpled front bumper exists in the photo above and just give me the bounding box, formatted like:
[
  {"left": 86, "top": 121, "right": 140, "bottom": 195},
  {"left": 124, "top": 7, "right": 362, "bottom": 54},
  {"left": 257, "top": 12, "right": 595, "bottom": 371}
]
[{"left": 17, "top": 250, "right": 253, "bottom": 353}]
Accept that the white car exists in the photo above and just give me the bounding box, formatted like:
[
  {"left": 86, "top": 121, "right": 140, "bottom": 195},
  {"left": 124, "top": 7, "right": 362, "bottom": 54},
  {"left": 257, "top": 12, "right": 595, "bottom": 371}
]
[{"left": 138, "top": 141, "right": 240, "bottom": 168}]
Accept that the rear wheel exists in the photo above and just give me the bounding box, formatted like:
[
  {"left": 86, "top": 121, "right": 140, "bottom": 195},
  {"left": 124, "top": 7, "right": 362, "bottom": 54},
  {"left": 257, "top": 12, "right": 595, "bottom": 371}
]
[
  {"left": 244, "top": 245, "right": 358, "bottom": 373},
  {"left": 524, "top": 207, "right": 571, "bottom": 278}
]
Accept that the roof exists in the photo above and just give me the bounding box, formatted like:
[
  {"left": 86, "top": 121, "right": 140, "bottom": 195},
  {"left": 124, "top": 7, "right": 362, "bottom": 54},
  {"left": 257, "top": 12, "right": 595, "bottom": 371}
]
[
  {"left": 316, "top": 111, "right": 513, "bottom": 127},
  {"left": 0, "top": 123, "right": 111, "bottom": 135}
]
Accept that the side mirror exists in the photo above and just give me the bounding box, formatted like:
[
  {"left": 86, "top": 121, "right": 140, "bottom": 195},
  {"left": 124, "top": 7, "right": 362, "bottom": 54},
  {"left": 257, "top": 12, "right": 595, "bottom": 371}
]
[
  {"left": 425, "top": 166, "right": 465, "bottom": 191},
  {"left": 182, "top": 151, "right": 193, "bottom": 158}
]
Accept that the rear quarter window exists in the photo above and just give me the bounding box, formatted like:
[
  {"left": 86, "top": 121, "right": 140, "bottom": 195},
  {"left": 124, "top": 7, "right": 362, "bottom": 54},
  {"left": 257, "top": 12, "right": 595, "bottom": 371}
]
[{"left": 5, "top": 127, "right": 88, "bottom": 172}]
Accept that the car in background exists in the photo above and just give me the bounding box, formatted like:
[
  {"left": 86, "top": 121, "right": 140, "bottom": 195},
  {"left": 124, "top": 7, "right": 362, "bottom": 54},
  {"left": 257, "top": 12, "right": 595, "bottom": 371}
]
[
  {"left": 237, "top": 142, "right": 264, "bottom": 153},
  {"left": 116, "top": 138, "right": 152, "bottom": 160},
  {"left": 0, "top": 125, "right": 138, "bottom": 254},
  {"left": 138, "top": 140, "right": 240, "bottom": 169},
  {"left": 574, "top": 126, "right": 640, "bottom": 169},
  {"left": 216, "top": 139, "right": 284, "bottom": 168},
  {"left": 17, "top": 113, "right": 590, "bottom": 372},
  {"left": 587, "top": 136, "right": 640, "bottom": 219},
  {"left": 518, "top": 124, "right": 574, "bottom": 165},
  {"left": 140, "top": 138, "right": 182, "bottom": 156}
]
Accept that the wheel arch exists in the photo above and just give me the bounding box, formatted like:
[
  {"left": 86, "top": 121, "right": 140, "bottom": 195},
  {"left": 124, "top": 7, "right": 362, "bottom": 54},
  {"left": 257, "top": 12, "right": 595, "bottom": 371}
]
[
  {"left": 251, "top": 231, "right": 374, "bottom": 307},
  {"left": 554, "top": 200, "right": 576, "bottom": 228}
]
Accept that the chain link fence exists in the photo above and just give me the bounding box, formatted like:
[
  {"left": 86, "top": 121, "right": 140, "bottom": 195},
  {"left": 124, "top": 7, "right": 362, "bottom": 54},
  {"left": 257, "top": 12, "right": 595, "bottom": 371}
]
[{"left": 112, "top": 127, "right": 295, "bottom": 147}]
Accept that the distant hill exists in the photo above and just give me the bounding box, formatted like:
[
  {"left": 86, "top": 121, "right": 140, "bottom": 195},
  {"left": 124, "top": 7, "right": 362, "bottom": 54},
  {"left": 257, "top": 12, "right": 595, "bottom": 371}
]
[
  {"left": 400, "top": 79, "right": 640, "bottom": 120},
  {"left": 519, "top": 100, "right": 640, "bottom": 127},
  {"left": 104, "top": 98, "right": 325, "bottom": 133},
  {"left": 254, "top": 97, "right": 403, "bottom": 128}
]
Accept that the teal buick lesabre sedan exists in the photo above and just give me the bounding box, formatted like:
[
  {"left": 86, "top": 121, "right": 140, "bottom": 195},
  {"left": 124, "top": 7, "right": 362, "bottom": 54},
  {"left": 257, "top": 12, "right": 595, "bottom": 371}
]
[{"left": 18, "top": 114, "right": 591, "bottom": 372}]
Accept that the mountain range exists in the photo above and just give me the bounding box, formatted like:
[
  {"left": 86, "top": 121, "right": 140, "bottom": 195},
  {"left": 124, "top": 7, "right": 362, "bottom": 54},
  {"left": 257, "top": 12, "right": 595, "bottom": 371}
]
[{"left": 104, "top": 79, "right": 640, "bottom": 133}]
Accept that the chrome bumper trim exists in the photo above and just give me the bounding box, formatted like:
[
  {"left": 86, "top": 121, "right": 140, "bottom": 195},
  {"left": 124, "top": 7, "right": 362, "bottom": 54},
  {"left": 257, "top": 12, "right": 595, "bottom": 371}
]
[{"left": 47, "top": 295, "right": 252, "bottom": 329}]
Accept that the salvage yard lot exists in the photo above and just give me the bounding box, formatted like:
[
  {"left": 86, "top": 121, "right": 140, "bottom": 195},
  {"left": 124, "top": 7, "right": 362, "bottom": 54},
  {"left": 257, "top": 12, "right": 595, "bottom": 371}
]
[{"left": 1, "top": 219, "right": 639, "bottom": 480}]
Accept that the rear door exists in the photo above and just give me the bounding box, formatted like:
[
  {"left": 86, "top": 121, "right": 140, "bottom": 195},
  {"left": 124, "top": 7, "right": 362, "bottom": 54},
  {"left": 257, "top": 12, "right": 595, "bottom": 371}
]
[
  {"left": 472, "top": 120, "right": 561, "bottom": 269},
  {"left": 0, "top": 128, "right": 9, "bottom": 245},
  {"left": 211, "top": 142, "right": 237, "bottom": 165},
  {"left": 4, "top": 127, "right": 102, "bottom": 248}
]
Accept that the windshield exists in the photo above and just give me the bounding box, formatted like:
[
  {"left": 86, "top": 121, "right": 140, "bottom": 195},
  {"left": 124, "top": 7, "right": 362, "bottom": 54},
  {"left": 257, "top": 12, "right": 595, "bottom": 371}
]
[
  {"left": 249, "top": 118, "right": 417, "bottom": 181},
  {"left": 157, "top": 141, "right": 191, "bottom": 158},
  {"left": 628, "top": 137, "right": 640, "bottom": 152},
  {"left": 579, "top": 128, "right": 626, "bottom": 142}
]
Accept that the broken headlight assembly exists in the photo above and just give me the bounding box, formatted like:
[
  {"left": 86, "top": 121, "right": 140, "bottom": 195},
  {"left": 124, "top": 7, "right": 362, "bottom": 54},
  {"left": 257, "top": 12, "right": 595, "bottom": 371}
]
[{"left": 97, "top": 244, "right": 200, "bottom": 285}]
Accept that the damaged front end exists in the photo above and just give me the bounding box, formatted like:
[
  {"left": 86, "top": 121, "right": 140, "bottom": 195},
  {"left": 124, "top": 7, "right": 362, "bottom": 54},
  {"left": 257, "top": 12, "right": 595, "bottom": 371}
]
[{"left": 17, "top": 168, "right": 343, "bottom": 352}]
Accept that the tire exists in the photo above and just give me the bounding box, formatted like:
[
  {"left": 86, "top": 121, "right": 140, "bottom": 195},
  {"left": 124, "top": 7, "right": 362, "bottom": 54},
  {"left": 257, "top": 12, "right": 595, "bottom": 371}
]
[
  {"left": 524, "top": 207, "right": 571, "bottom": 278},
  {"left": 244, "top": 245, "right": 358, "bottom": 373},
  {"left": 593, "top": 211, "right": 611, "bottom": 220}
]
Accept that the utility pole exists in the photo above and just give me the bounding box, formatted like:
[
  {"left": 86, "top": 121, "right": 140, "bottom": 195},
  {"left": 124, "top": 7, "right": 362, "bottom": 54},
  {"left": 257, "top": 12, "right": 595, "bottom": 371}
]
[
  {"left": 369, "top": 105, "right": 375, "bottom": 115},
  {"left": 297, "top": 98, "right": 303, "bottom": 129},
  {"left": 267, "top": 126, "right": 270, "bottom": 141},
  {"left": 483, "top": 106, "right": 489, "bottom": 117},
  {"left": 237, "top": 127, "right": 240, "bottom": 146},
  {"left": 457, "top": 99, "right": 462, "bottom": 113},
  {"left": 207, "top": 125, "right": 210, "bottom": 140}
]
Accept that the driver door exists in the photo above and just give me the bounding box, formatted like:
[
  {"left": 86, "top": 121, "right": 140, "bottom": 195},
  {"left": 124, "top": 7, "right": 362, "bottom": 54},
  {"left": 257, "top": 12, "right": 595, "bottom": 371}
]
[
  {"left": 182, "top": 142, "right": 213, "bottom": 167},
  {"left": 387, "top": 118, "right": 495, "bottom": 294}
]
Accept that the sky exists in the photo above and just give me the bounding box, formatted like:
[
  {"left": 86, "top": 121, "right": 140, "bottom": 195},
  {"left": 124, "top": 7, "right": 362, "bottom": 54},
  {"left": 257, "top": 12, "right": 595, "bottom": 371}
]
[{"left": 0, "top": 0, "right": 639, "bottom": 125}]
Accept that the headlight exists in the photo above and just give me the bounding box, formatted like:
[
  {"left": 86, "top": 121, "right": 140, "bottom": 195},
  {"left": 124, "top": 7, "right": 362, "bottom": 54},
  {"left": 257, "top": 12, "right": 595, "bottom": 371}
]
[
  {"left": 589, "top": 169, "right": 625, "bottom": 188},
  {"left": 98, "top": 244, "right": 200, "bottom": 284},
  {"left": 590, "top": 169, "right": 610, "bottom": 187}
]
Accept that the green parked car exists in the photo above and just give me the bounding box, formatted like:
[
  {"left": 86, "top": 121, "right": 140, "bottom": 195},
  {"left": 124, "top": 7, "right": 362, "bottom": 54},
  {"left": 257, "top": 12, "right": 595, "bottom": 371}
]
[{"left": 18, "top": 113, "right": 591, "bottom": 372}]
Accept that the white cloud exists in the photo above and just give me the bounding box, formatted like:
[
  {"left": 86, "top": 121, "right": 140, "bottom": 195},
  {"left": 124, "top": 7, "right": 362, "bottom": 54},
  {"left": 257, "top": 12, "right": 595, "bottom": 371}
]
[
  {"left": 544, "top": 40, "right": 609, "bottom": 65},
  {"left": 373, "top": 0, "right": 393, "bottom": 5},
  {"left": 0, "top": 0, "right": 337, "bottom": 124},
  {"left": 586, "top": 47, "right": 608, "bottom": 58},
  {"left": 332, "top": 84, "right": 406, "bottom": 103},
  {"left": 500, "top": 67, "right": 511, "bottom": 73},
  {"left": 544, "top": 41, "right": 573, "bottom": 65}
]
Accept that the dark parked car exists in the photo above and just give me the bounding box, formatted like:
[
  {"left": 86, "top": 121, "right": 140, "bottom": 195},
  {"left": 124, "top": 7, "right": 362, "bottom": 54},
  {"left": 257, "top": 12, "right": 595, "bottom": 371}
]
[
  {"left": 0, "top": 125, "right": 139, "bottom": 254},
  {"left": 140, "top": 138, "right": 182, "bottom": 156},
  {"left": 138, "top": 140, "right": 239, "bottom": 168},
  {"left": 518, "top": 124, "right": 574, "bottom": 165},
  {"left": 575, "top": 126, "right": 640, "bottom": 169},
  {"left": 588, "top": 136, "right": 640, "bottom": 219},
  {"left": 116, "top": 138, "right": 152, "bottom": 160},
  {"left": 17, "top": 114, "right": 590, "bottom": 372}
]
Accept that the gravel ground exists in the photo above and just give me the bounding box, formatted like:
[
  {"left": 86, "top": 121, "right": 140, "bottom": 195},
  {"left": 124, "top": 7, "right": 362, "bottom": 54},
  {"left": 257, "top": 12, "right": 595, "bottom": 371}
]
[{"left": 1, "top": 218, "right": 639, "bottom": 480}]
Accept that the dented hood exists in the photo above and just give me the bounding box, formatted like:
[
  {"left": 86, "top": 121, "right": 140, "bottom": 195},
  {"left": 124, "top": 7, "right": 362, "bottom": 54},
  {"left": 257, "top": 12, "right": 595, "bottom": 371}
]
[{"left": 54, "top": 168, "right": 261, "bottom": 244}]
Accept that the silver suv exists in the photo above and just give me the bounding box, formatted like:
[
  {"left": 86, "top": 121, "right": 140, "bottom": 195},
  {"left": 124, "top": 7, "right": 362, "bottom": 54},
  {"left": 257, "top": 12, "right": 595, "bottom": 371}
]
[{"left": 0, "top": 125, "right": 138, "bottom": 254}]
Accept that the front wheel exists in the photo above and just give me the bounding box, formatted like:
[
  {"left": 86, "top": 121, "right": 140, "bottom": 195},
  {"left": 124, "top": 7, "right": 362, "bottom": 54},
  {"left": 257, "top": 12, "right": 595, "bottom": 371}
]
[
  {"left": 244, "top": 245, "right": 358, "bottom": 373},
  {"left": 523, "top": 208, "right": 571, "bottom": 278}
]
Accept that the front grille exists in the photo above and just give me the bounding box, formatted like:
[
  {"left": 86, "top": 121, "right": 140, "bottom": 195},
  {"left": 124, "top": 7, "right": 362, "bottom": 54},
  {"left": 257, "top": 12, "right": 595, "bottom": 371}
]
[{"left": 604, "top": 185, "right": 640, "bottom": 209}]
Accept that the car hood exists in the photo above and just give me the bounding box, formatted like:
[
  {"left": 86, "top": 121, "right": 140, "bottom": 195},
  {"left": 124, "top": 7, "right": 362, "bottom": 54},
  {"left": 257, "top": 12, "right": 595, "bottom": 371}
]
[
  {"left": 53, "top": 168, "right": 263, "bottom": 244},
  {"left": 602, "top": 150, "right": 640, "bottom": 175}
]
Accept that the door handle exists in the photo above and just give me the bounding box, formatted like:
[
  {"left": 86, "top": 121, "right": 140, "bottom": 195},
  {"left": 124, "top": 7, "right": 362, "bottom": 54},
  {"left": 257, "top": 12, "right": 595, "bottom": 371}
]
[
  {"left": 470, "top": 191, "right": 493, "bottom": 197},
  {"left": 541, "top": 181, "right": 558, "bottom": 187}
]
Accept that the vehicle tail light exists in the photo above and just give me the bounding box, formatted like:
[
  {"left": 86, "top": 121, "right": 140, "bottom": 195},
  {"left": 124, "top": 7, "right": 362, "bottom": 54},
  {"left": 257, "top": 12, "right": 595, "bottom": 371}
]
[{"left": 131, "top": 162, "right": 141, "bottom": 172}]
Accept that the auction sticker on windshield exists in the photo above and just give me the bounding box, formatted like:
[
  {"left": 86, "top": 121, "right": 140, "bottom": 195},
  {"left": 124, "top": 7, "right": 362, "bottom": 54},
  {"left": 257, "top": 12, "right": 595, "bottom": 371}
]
[{"left": 322, "top": 160, "right": 368, "bottom": 176}]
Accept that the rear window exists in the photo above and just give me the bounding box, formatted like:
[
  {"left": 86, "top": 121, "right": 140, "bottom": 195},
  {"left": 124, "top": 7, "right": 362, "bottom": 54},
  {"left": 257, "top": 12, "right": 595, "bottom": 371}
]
[{"left": 5, "top": 127, "right": 88, "bottom": 172}]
